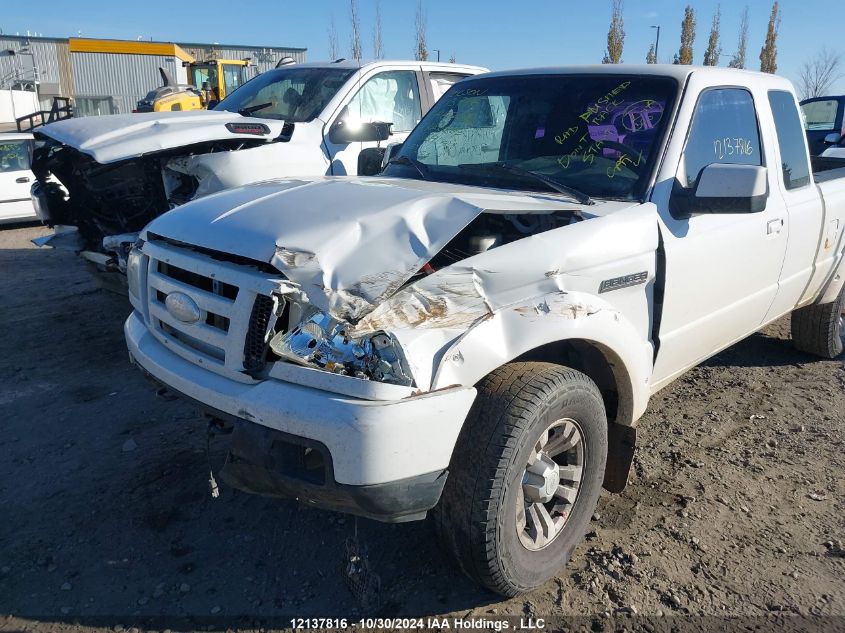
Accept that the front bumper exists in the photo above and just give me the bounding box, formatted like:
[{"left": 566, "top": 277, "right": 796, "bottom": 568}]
[{"left": 125, "top": 312, "right": 477, "bottom": 521}]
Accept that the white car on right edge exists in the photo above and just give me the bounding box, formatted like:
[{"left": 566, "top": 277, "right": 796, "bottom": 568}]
[{"left": 124, "top": 65, "right": 845, "bottom": 596}]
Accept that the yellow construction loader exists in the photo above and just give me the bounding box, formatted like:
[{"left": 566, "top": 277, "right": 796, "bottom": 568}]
[{"left": 135, "top": 59, "right": 250, "bottom": 112}]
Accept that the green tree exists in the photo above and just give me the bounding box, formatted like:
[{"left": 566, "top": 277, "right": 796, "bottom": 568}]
[
  {"left": 646, "top": 43, "right": 657, "bottom": 64},
  {"left": 727, "top": 6, "right": 749, "bottom": 69},
  {"left": 674, "top": 6, "right": 696, "bottom": 65},
  {"left": 602, "top": 0, "right": 625, "bottom": 64},
  {"left": 759, "top": 1, "right": 781, "bottom": 73},
  {"left": 702, "top": 5, "right": 722, "bottom": 66}
]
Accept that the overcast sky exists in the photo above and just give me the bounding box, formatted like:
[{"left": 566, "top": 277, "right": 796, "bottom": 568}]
[{"left": 4, "top": 0, "right": 844, "bottom": 95}]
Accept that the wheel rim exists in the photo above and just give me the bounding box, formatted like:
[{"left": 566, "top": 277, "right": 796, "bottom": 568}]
[
  {"left": 516, "top": 418, "right": 585, "bottom": 551},
  {"left": 840, "top": 307, "right": 844, "bottom": 347}
]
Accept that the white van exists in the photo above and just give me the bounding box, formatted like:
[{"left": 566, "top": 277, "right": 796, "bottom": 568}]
[{"left": 0, "top": 133, "right": 36, "bottom": 223}]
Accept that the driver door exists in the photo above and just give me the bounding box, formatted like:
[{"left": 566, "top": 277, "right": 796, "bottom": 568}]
[{"left": 324, "top": 69, "right": 423, "bottom": 175}]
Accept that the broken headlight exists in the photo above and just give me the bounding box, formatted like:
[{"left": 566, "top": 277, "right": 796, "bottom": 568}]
[{"left": 268, "top": 310, "right": 413, "bottom": 386}]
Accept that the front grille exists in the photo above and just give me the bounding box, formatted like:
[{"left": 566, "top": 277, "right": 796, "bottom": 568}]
[
  {"left": 158, "top": 261, "right": 238, "bottom": 299},
  {"left": 243, "top": 294, "right": 275, "bottom": 372},
  {"left": 143, "top": 241, "right": 286, "bottom": 379}
]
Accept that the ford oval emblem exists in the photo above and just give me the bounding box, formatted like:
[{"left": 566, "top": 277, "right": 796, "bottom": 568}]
[{"left": 165, "top": 292, "right": 202, "bottom": 324}]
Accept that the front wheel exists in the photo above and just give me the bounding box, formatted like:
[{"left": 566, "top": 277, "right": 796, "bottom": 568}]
[{"left": 432, "top": 362, "right": 608, "bottom": 596}]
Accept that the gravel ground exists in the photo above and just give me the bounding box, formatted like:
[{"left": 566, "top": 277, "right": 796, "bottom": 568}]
[{"left": 1, "top": 224, "right": 843, "bottom": 632}]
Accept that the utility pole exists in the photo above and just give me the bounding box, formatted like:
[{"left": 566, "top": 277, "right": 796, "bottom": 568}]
[
  {"left": 651, "top": 25, "right": 661, "bottom": 62},
  {"left": 433, "top": 48, "right": 441, "bottom": 62}
]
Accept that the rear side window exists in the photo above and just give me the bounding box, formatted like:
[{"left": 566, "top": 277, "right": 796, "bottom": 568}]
[
  {"left": 429, "top": 73, "right": 470, "bottom": 100},
  {"left": 768, "top": 91, "right": 811, "bottom": 190},
  {"left": 801, "top": 99, "right": 838, "bottom": 131},
  {"left": 682, "top": 88, "right": 762, "bottom": 188}
]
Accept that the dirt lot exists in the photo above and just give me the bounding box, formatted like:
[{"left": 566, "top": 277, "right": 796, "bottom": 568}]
[{"left": 1, "top": 224, "right": 843, "bottom": 631}]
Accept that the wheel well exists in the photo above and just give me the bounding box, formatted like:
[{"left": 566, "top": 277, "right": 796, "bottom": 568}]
[{"left": 513, "top": 339, "right": 635, "bottom": 426}]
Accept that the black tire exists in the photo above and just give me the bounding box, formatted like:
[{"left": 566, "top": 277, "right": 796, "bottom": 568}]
[
  {"left": 432, "top": 362, "right": 607, "bottom": 596},
  {"left": 791, "top": 285, "right": 845, "bottom": 359}
]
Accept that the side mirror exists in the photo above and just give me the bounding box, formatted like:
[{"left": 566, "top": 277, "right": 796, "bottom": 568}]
[
  {"left": 671, "top": 164, "right": 768, "bottom": 217},
  {"left": 329, "top": 119, "right": 392, "bottom": 144},
  {"left": 358, "top": 147, "right": 386, "bottom": 176},
  {"left": 381, "top": 142, "right": 404, "bottom": 170},
  {"left": 823, "top": 132, "right": 842, "bottom": 145}
]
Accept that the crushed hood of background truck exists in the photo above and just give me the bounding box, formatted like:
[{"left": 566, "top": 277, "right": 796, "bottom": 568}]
[
  {"left": 145, "top": 177, "right": 633, "bottom": 323},
  {"left": 35, "top": 111, "right": 288, "bottom": 164}
]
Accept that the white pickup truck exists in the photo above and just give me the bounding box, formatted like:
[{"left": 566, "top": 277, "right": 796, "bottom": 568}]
[
  {"left": 124, "top": 65, "right": 845, "bottom": 596},
  {"left": 28, "top": 59, "right": 486, "bottom": 282}
]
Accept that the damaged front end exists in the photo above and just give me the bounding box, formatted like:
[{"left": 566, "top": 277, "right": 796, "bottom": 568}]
[
  {"left": 30, "top": 135, "right": 280, "bottom": 278},
  {"left": 268, "top": 309, "right": 413, "bottom": 386}
]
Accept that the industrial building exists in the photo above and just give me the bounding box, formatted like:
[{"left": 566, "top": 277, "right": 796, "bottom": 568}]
[{"left": 0, "top": 35, "right": 306, "bottom": 119}]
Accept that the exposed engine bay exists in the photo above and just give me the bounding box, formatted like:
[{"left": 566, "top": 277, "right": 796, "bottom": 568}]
[
  {"left": 31, "top": 138, "right": 270, "bottom": 251},
  {"left": 257, "top": 210, "right": 581, "bottom": 385}
]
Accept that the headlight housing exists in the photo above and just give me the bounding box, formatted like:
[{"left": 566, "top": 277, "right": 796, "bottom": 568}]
[
  {"left": 126, "top": 241, "right": 145, "bottom": 301},
  {"left": 268, "top": 310, "right": 413, "bottom": 386}
]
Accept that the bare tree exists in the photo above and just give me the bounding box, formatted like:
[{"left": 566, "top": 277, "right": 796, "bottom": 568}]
[
  {"left": 372, "top": 0, "right": 384, "bottom": 59},
  {"left": 646, "top": 43, "right": 657, "bottom": 64},
  {"left": 415, "top": 0, "right": 428, "bottom": 61},
  {"left": 328, "top": 14, "right": 339, "bottom": 60},
  {"left": 673, "top": 5, "right": 696, "bottom": 65},
  {"left": 727, "top": 6, "right": 749, "bottom": 68},
  {"left": 759, "top": 1, "right": 780, "bottom": 74},
  {"left": 449, "top": 53, "right": 456, "bottom": 64},
  {"left": 602, "top": 0, "right": 625, "bottom": 64},
  {"left": 350, "top": 0, "right": 362, "bottom": 61},
  {"left": 702, "top": 5, "right": 721, "bottom": 66},
  {"left": 798, "top": 48, "right": 843, "bottom": 100}
]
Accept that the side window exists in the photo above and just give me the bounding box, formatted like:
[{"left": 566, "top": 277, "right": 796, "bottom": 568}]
[
  {"left": 429, "top": 73, "right": 470, "bottom": 100},
  {"left": 800, "top": 99, "right": 838, "bottom": 131},
  {"left": 222, "top": 64, "right": 243, "bottom": 96},
  {"left": 0, "top": 141, "right": 31, "bottom": 173},
  {"left": 768, "top": 91, "right": 811, "bottom": 190},
  {"left": 345, "top": 70, "right": 422, "bottom": 133},
  {"left": 682, "top": 88, "right": 761, "bottom": 188}
]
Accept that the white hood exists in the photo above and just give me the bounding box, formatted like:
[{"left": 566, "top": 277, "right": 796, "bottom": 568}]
[
  {"left": 144, "top": 177, "right": 601, "bottom": 321},
  {"left": 36, "top": 111, "right": 288, "bottom": 164}
]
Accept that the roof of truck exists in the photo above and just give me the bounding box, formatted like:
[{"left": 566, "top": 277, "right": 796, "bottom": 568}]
[
  {"left": 477, "top": 64, "right": 794, "bottom": 89},
  {"left": 284, "top": 59, "right": 489, "bottom": 73}
]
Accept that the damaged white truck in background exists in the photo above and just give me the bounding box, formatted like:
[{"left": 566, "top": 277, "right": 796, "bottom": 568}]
[
  {"left": 28, "top": 59, "right": 486, "bottom": 288},
  {"left": 123, "top": 66, "right": 845, "bottom": 596}
]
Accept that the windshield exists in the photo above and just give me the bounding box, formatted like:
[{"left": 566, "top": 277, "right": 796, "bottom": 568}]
[
  {"left": 386, "top": 74, "right": 678, "bottom": 200},
  {"left": 214, "top": 67, "right": 355, "bottom": 122}
]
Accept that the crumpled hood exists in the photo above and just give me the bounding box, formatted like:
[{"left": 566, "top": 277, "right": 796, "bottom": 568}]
[
  {"left": 36, "top": 111, "right": 287, "bottom": 164},
  {"left": 145, "top": 177, "right": 606, "bottom": 321}
]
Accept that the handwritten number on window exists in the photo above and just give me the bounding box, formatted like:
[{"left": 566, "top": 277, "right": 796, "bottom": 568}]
[{"left": 713, "top": 138, "right": 754, "bottom": 160}]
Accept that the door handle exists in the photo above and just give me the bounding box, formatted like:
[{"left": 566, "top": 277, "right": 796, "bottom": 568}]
[
  {"left": 16, "top": 176, "right": 30, "bottom": 184},
  {"left": 767, "top": 218, "right": 784, "bottom": 235}
]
